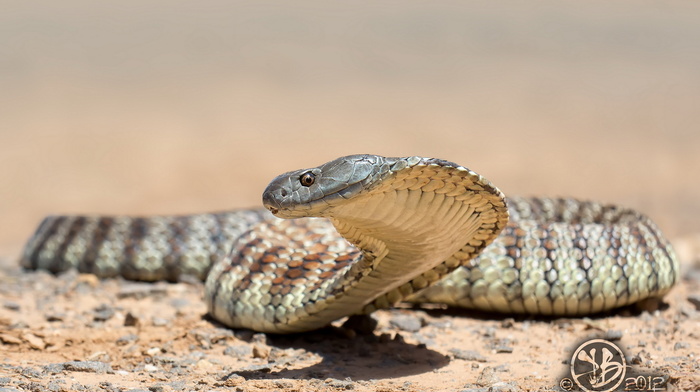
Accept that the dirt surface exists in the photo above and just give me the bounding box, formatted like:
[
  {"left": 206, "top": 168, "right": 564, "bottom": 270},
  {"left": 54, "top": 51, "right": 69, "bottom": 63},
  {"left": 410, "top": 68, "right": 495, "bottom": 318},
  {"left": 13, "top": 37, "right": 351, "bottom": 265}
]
[
  {"left": 0, "top": 257, "right": 699, "bottom": 392},
  {"left": 2, "top": 1, "right": 700, "bottom": 391}
]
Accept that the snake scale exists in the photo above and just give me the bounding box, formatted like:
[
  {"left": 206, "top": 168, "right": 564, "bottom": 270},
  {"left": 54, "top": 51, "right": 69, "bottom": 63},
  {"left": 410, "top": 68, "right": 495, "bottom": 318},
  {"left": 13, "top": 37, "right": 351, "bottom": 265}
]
[{"left": 21, "top": 155, "right": 679, "bottom": 333}]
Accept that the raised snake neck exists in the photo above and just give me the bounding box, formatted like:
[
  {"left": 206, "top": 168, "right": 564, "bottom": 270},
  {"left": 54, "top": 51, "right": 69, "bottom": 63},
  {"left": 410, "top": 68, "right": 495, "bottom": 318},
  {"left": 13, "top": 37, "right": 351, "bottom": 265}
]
[{"left": 21, "top": 155, "right": 679, "bottom": 333}]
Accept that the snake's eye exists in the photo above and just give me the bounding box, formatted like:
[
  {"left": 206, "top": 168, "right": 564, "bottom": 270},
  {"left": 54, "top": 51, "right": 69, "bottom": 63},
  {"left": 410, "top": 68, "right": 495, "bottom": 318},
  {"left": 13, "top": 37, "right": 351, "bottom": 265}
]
[{"left": 299, "top": 172, "right": 316, "bottom": 187}]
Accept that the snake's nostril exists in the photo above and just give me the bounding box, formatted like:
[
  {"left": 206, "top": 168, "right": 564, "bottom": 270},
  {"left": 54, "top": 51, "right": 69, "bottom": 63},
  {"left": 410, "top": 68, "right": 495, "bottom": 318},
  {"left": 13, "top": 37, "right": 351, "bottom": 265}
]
[{"left": 280, "top": 189, "right": 287, "bottom": 197}]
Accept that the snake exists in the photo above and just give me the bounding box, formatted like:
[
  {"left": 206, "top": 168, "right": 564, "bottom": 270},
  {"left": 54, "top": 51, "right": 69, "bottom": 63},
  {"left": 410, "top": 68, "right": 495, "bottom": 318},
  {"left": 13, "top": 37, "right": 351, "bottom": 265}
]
[{"left": 20, "top": 154, "right": 680, "bottom": 333}]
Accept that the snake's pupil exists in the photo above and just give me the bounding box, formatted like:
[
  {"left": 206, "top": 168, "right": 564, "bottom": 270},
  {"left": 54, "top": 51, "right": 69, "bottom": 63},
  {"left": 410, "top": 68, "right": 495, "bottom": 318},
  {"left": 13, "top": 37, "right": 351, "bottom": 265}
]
[{"left": 300, "top": 172, "right": 315, "bottom": 187}]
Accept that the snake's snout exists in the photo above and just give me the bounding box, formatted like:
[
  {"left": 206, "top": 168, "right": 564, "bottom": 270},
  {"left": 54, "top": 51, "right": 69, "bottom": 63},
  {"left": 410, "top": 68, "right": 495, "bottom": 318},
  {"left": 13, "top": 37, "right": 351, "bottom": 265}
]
[{"left": 262, "top": 188, "right": 283, "bottom": 216}]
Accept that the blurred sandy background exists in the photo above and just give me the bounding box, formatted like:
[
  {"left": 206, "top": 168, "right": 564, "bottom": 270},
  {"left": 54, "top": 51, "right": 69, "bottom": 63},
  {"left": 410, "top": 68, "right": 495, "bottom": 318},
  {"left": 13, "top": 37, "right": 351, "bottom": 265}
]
[{"left": 1, "top": 1, "right": 699, "bottom": 259}]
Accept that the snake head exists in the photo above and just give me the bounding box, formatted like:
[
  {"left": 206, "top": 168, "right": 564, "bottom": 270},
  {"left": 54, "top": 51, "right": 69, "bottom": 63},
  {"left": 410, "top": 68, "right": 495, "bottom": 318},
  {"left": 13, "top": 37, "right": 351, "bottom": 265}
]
[{"left": 262, "top": 154, "right": 396, "bottom": 219}]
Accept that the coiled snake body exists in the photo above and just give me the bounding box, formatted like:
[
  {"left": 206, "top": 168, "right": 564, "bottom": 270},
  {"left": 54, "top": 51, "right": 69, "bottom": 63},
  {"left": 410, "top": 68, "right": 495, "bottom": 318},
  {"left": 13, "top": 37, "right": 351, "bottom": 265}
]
[{"left": 21, "top": 155, "right": 679, "bottom": 333}]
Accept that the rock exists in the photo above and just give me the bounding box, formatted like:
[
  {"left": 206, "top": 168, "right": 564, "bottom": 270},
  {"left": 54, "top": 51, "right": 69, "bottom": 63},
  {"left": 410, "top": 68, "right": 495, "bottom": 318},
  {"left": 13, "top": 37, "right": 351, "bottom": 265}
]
[
  {"left": 87, "top": 351, "right": 111, "bottom": 362},
  {"left": 341, "top": 314, "right": 378, "bottom": 335},
  {"left": 252, "top": 344, "right": 270, "bottom": 359},
  {"left": 221, "top": 374, "right": 245, "bottom": 387},
  {"left": 494, "top": 346, "right": 513, "bottom": 354},
  {"left": 99, "top": 381, "right": 120, "bottom": 392},
  {"left": 324, "top": 378, "right": 355, "bottom": 390},
  {"left": 604, "top": 329, "right": 623, "bottom": 341},
  {"left": 21, "top": 367, "right": 44, "bottom": 379},
  {"left": 500, "top": 318, "right": 514, "bottom": 328},
  {"left": 475, "top": 366, "right": 500, "bottom": 387},
  {"left": 274, "top": 380, "right": 294, "bottom": 389},
  {"left": 630, "top": 353, "right": 643, "bottom": 364},
  {"left": 688, "top": 294, "right": 700, "bottom": 311},
  {"left": 93, "top": 304, "right": 115, "bottom": 322},
  {"left": 2, "top": 302, "right": 20, "bottom": 311},
  {"left": 144, "top": 347, "right": 162, "bottom": 356},
  {"left": 251, "top": 333, "right": 267, "bottom": 345},
  {"left": 153, "top": 356, "right": 178, "bottom": 365},
  {"left": 51, "top": 361, "right": 114, "bottom": 374},
  {"left": 390, "top": 314, "right": 422, "bottom": 332},
  {"left": 21, "top": 332, "right": 46, "bottom": 350},
  {"left": 450, "top": 349, "right": 488, "bottom": 362},
  {"left": 152, "top": 317, "right": 169, "bottom": 327},
  {"left": 673, "top": 342, "right": 690, "bottom": 350},
  {"left": 169, "top": 298, "right": 190, "bottom": 309},
  {"left": 124, "top": 312, "right": 139, "bottom": 327},
  {"left": 116, "top": 334, "right": 139, "bottom": 346},
  {"left": 45, "top": 313, "right": 66, "bottom": 322},
  {"left": 0, "top": 334, "right": 22, "bottom": 345},
  {"left": 482, "top": 327, "right": 497, "bottom": 338},
  {"left": 195, "top": 359, "right": 215, "bottom": 371},
  {"left": 242, "top": 363, "right": 272, "bottom": 373},
  {"left": 489, "top": 382, "right": 519, "bottom": 392},
  {"left": 117, "top": 283, "right": 167, "bottom": 299},
  {"left": 224, "top": 345, "right": 252, "bottom": 358}
]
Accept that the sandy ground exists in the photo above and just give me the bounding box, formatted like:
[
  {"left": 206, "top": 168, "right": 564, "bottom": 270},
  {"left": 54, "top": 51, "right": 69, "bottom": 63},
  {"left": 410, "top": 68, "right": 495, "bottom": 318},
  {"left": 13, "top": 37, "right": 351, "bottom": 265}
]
[{"left": 1, "top": 1, "right": 700, "bottom": 391}]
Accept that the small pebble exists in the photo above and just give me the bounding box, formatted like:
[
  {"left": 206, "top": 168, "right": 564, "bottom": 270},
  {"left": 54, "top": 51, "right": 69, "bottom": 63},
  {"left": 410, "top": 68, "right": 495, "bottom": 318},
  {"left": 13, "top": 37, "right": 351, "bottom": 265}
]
[
  {"left": 0, "top": 334, "right": 22, "bottom": 345},
  {"left": 93, "top": 304, "right": 115, "bottom": 322},
  {"left": 324, "top": 378, "right": 355, "bottom": 390},
  {"left": 494, "top": 346, "right": 514, "bottom": 354},
  {"left": 116, "top": 334, "right": 139, "bottom": 346},
  {"left": 145, "top": 347, "right": 162, "bottom": 356},
  {"left": 124, "top": 312, "right": 139, "bottom": 327},
  {"left": 341, "top": 314, "right": 378, "bottom": 335},
  {"left": 500, "top": 318, "right": 514, "bottom": 328},
  {"left": 251, "top": 333, "right": 267, "bottom": 344},
  {"left": 21, "top": 332, "right": 46, "bottom": 350},
  {"left": 489, "top": 381, "right": 519, "bottom": 392},
  {"left": 169, "top": 298, "right": 190, "bottom": 309},
  {"left": 45, "top": 313, "right": 66, "bottom": 322},
  {"left": 117, "top": 283, "right": 167, "bottom": 299},
  {"left": 450, "top": 349, "right": 488, "bottom": 362},
  {"left": 252, "top": 344, "right": 270, "bottom": 359},
  {"left": 152, "top": 317, "right": 169, "bottom": 327},
  {"left": 61, "top": 361, "right": 114, "bottom": 374},
  {"left": 482, "top": 327, "right": 497, "bottom": 338},
  {"left": 2, "top": 302, "right": 20, "bottom": 311},
  {"left": 274, "top": 380, "right": 294, "bottom": 389},
  {"left": 195, "top": 359, "right": 215, "bottom": 371},
  {"left": 604, "top": 330, "right": 623, "bottom": 341},
  {"left": 144, "top": 364, "right": 158, "bottom": 372},
  {"left": 475, "top": 366, "right": 500, "bottom": 387},
  {"left": 224, "top": 345, "right": 253, "bottom": 358},
  {"left": 389, "top": 314, "right": 422, "bottom": 332},
  {"left": 673, "top": 342, "right": 689, "bottom": 350},
  {"left": 630, "top": 353, "right": 643, "bottom": 364},
  {"left": 687, "top": 294, "right": 700, "bottom": 311}
]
